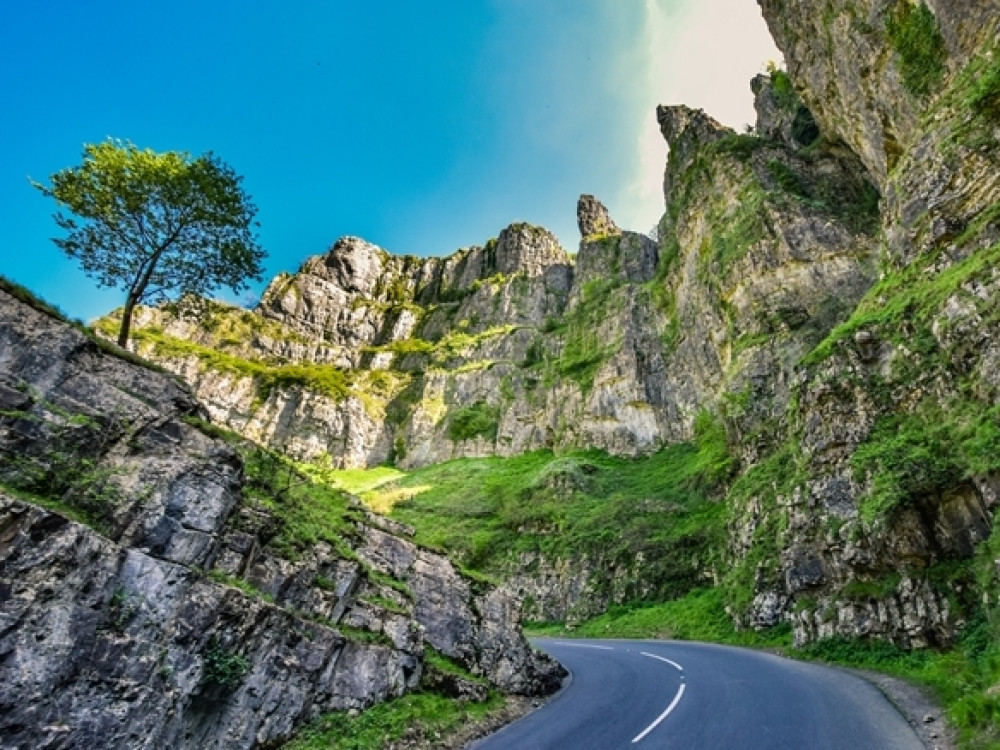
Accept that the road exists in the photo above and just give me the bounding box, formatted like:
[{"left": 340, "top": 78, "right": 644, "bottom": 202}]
[{"left": 471, "top": 639, "right": 926, "bottom": 750}]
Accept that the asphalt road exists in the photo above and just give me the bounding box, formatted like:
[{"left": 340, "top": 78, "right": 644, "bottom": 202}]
[{"left": 471, "top": 639, "right": 926, "bottom": 750}]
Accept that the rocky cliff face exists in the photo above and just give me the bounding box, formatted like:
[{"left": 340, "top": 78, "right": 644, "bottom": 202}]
[
  {"left": 734, "top": 0, "right": 1000, "bottom": 647},
  {"left": 92, "top": 1, "right": 1000, "bottom": 652},
  {"left": 116, "top": 82, "right": 879, "bottom": 475},
  {"left": 0, "top": 288, "right": 562, "bottom": 749}
]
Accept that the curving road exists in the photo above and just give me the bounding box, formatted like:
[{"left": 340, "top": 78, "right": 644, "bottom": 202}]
[{"left": 471, "top": 639, "right": 925, "bottom": 750}]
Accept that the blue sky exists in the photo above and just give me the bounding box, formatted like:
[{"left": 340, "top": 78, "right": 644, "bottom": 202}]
[{"left": 1, "top": 1, "right": 778, "bottom": 322}]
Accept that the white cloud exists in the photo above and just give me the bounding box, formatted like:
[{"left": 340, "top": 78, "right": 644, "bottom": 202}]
[{"left": 616, "top": 0, "right": 782, "bottom": 234}]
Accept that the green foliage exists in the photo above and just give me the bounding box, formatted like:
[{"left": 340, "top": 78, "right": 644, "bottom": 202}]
[
  {"left": 702, "top": 187, "right": 770, "bottom": 282},
  {"left": 33, "top": 139, "right": 265, "bottom": 345},
  {"left": 106, "top": 588, "right": 138, "bottom": 632},
  {"left": 766, "top": 65, "right": 820, "bottom": 146},
  {"left": 129, "top": 326, "right": 365, "bottom": 405},
  {"left": 645, "top": 233, "right": 682, "bottom": 351},
  {"left": 722, "top": 444, "right": 803, "bottom": 612},
  {"left": 423, "top": 647, "right": 488, "bottom": 686},
  {"left": 239, "top": 445, "right": 355, "bottom": 561},
  {"left": 767, "top": 159, "right": 808, "bottom": 197},
  {"left": 181, "top": 415, "right": 245, "bottom": 444},
  {"left": 886, "top": 2, "right": 946, "bottom": 98},
  {"left": 0, "top": 408, "right": 124, "bottom": 533},
  {"left": 369, "top": 338, "right": 435, "bottom": 356},
  {"left": 798, "top": 608, "right": 1000, "bottom": 750},
  {"left": 285, "top": 691, "right": 504, "bottom": 750},
  {"left": 712, "top": 133, "right": 771, "bottom": 160},
  {"left": 839, "top": 573, "right": 902, "bottom": 600},
  {"left": 337, "top": 624, "right": 395, "bottom": 647},
  {"left": 550, "top": 278, "right": 621, "bottom": 392},
  {"left": 766, "top": 160, "right": 879, "bottom": 234},
  {"left": 0, "top": 274, "right": 70, "bottom": 322},
  {"left": 768, "top": 66, "right": 797, "bottom": 111},
  {"left": 805, "top": 239, "right": 1000, "bottom": 367},
  {"left": 447, "top": 401, "right": 501, "bottom": 442},
  {"left": 207, "top": 570, "right": 275, "bottom": 602},
  {"left": 363, "top": 326, "right": 515, "bottom": 373},
  {"left": 343, "top": 421, "right": 732, "bottom": 606},
  {"left": 852, "top": 400, "right": 1000, "bottom": 524},
  {"left": 319, "top": 465, "right": 405, "bottom": 495},
  {"left": 964, "top": 52, "right": 1000, "bottom": 123},
  {"left": 0, "top": 276, "right": 171, "bottom": 374},
  {"left": 527, "top": 587, "right": 791, "bottom": 647},
  {"left": 201, "top": 644, "right": 251, "bottom": 688}
]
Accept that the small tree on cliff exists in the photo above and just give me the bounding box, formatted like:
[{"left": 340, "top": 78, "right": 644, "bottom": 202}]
[{"left": 34, "top": 139, "right": 265, "bottom": 346}]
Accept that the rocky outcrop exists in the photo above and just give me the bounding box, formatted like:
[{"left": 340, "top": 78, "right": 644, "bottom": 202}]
[
  {"left": 81, "top": 0, "right": 1000, "bottom": 654},
  {"left": 0, "top": 289, "right": 562, "bottom": 749},
  {"left": 757, "top": 0, "right": 1000, "bottom": 264},
  {"left": 576, "top": 194, "right": 619, "bottom": 238},
  {"left": 100, "top": 59, "right": 898, "bottom": 633},
  {"left": 722, "top": 0, "right": 1000, "bottom": 647},
  {"left": 121, "top": 109, "right": 880, "bottom": 471},
  {"left": 1, "top": 498, "right": 421, "bottom": 750}
]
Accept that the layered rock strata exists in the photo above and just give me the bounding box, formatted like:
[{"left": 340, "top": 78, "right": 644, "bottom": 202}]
[{"left": 0, "top": 289, "right": 562, "bottom": 749}]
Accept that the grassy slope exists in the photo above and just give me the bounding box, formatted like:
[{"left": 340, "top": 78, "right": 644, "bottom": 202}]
[{"left": 341, "top": 414, "right": 732, "bottom": 600}]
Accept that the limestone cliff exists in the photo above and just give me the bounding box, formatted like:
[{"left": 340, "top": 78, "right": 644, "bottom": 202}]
[
  {"left": 90, "top": 0, "right": 1000, "bottom": 656},
  {"left": 0, "top": 287, "right": 562, "bottom": 750},
  {"left": 112, "top": 90, "right": 878, "bottom": 475}
]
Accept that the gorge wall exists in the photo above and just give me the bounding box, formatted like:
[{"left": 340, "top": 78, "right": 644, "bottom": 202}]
[
  {"left": 0, "top": 288, "right": 562, "bottom": 750},
  {"left": 79, "top": 0, "right": 1000, "bottom": 655}
]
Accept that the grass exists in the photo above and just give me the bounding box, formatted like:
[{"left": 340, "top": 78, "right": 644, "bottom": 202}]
[
  {"left": 797, "top": 610, "right": 1000, "bottom": 750},
  {"left": 207, "top": 570, "right": 275, "bottom": 602},
  {"left": 313, "top": 465, "right": 405, "bottom": 496},
  {"left": 284, "top": 691, "right": 505, "bottom": 750},
  {"left": 852, "top": 399, "right": 1000, "bottom": 525},
  {"left": 0, "top": 275, "right": 173, "bottom": 375},
  {"left": 423, "top": 647, "right": 489, "bottom": 686},
  {"left": 119, "top": 323, "right": 409, "bottom": 416},
  {"left": 126, "top": 326, "right": 352, "bottom": 401},
  {"left": 0, "top": 482, "right": 101, "bottom": 531},
  {"left": 526, "top": 586, "right": 791, "bottom": 647},
  {"left": 237, "top": 444, "right": 358, "bottom": 561},
  {"left": 964, "top": 51, "right": 1000, "bottom": 122},
  {"left": 804, "top": 238, "right": 1000, "bottom": 367},
  {"left": 547, "top": 277, "right": 623, "bottom": 392},
  {"left": 721, "top": 443, "right": 803, "bottom": 612},
  {"left": 886, "top": 1, "right": 946, "bottom": 99},
  {"left": 333, "top": 413, "right": 734, "bottom": 605},
  {"left": 363, "top": 326, "right": 516, "bottom": 367}
]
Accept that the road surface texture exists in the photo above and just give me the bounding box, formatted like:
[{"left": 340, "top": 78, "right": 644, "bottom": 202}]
[{"left": 471, "top": 639, "right": 926, "bottom": 750}]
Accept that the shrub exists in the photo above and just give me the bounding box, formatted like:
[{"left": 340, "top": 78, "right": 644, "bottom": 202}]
[
  {"left": 447, "top": 402, "right": 500, "bottom": 442},
  {"left": 201, "top": 645, "right": 251, "bottom": 688}
]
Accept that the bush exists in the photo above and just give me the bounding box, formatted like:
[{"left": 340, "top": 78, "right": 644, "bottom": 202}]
[
  {"left": 447, "top": 401, "right": 500, "bottom": 442},
  {"left": 201, "top": 645, "right": 251, "bottom": 688}
]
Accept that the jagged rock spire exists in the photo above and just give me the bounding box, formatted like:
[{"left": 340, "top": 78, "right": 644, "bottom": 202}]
[{"left": 577, "top": 194, "right": 619, "bottom": 238}]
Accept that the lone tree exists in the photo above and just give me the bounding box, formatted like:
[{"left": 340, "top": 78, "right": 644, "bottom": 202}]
[{"left": 34, "top": 139, "right": 266, "bottom": 346}]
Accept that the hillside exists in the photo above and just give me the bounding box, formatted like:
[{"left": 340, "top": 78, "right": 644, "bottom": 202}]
[
  {"left": 0, "top": 282, "right": 562, "bottom": 749},
  {"left": 6, "top": 0, "right": 1000, "bottom": 747}
]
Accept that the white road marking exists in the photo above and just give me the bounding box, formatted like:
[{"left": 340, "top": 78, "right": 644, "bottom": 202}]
[
  {"left": 552, "top": 641, "right": 614, "bottom": 650},
  {"left": 631, "top": 652, "right": 687, "bottom": 743},
  {"left": 632, "top": 683, "right": 686, "bottom": 743},
  {"left": 640, "top": 652, "right": 684, "bottom": 672}
]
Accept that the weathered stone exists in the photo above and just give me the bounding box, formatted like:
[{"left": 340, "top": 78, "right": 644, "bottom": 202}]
[
  {"left": 0, "top": 291, "right": 564, "bottom": 748},
  {"left": 576, "top": 194, "right": 619, "bottom": 238}
]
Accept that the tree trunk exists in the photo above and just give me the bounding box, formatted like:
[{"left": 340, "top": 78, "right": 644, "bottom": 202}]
[{"left": 117, "top": 296, "right": 137, "bottom": 348}]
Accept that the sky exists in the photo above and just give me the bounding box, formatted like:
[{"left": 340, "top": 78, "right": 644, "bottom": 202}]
[{"left": 1, "top": 1, "right": 780, "bottom": 322}]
